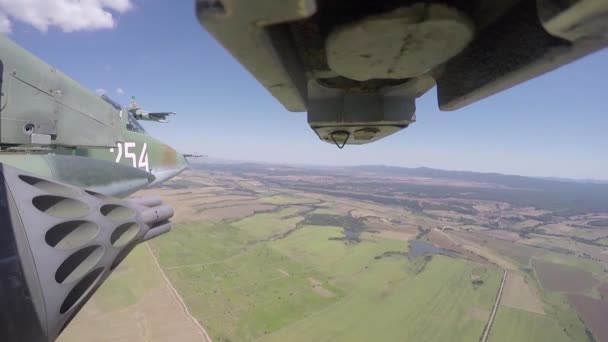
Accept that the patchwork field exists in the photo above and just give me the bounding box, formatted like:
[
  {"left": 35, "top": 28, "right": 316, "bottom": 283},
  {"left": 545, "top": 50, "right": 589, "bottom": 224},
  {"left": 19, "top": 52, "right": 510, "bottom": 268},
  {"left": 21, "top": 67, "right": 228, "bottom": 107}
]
[
  {"left": 600, "top": 284, "right": 608, "bottom": 299},
  {"left": 489, "top": 307, "right": 573, "bottom": 342},
  {"left": 532, "top": 259, "right": 598, "bottom": 293},
  {"left": 501, "top": 273, "right": 545, "bottom": 314},
  {"left": 59, "top": 163, "right": 608, "bottom": 341},
  {"left": 58, "top": 245, "right": 205, "bottom": 342},
  {"left": 567, "top": 294, "right": 608, "bottom": 342},
  {"left": 151, "top": 216, "right": 503, "bottom": 342}
]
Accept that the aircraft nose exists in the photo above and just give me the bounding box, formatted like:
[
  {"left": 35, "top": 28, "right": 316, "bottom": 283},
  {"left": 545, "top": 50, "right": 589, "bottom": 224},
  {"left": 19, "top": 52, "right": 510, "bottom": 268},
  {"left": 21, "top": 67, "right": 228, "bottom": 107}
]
[
  {"left": 167, "top": 149, "right": 188, "bottom": 174},
  {"left": 177, "top": 153, "right": 188, "bottom": 168},
  {"left": 164, "top": 146, "right": 187, "bottom": 170},
  {"left": 147, "top": 147, "right": 189, "bottom": 187}
]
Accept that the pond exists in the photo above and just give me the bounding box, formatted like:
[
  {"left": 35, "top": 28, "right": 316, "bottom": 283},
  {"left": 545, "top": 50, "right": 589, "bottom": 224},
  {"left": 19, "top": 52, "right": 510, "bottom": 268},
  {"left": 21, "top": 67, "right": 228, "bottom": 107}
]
[{"left": 408, "top": 240, "right": 452, "bottom": 258}]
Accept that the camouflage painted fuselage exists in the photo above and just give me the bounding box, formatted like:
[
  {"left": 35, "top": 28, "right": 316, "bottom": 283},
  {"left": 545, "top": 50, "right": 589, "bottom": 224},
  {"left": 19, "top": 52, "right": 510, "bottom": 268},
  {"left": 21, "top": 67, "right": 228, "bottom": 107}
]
[
  {"left": 74, "top": 112, "right": 189, "bottom": 189},
  {"left": 0, "top": 117, "right": 188, "bottom": 198},
  {"left": 0, "top": 34, "right": 188, "bottom": 198}
]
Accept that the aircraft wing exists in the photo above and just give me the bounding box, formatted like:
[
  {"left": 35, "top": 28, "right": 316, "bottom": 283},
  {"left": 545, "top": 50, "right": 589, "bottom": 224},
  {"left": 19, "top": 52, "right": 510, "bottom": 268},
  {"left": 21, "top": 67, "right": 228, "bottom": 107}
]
[
  {"left": 133, "top": 110, "right": 176, "bottom": 123},
  {"left": 196, "top": 0, "right": 608, "bottom": 147}
]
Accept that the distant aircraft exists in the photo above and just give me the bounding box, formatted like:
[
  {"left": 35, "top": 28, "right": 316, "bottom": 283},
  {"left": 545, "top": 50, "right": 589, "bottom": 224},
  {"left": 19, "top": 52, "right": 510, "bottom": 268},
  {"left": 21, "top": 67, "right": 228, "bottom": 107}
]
[
  {"left": 73, "top": 93, "right": 189, "bottom": 192},
  {"left": 0, "top": 34, "right": 189, "bottom": 342}
]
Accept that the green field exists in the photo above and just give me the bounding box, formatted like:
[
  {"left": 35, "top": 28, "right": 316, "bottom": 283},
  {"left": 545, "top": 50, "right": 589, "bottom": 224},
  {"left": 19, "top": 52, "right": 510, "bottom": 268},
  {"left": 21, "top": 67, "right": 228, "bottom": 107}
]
[
  {"left": 309, "top": 207, "right": 339, "bottom": 215},
  {"left": 263, "top": 248, "right": 500, "bottom": 342},
  {"left": 151, "top": 212, "right": 504, "bottom": 341},
  {"left": 490, "top": 272, "right": 591, "bottom": 342},
  {"left": 234, "top": 207, "right": 304, "bottom": 239},
  {"left": 260, "top": 195, "right": 319, "bottom": 205},
  {"left": 151, "top": 221, "right": 344, "bottom": 341},
  {"left": 489, "top": 306, "right": 573, "bottom": 342},
  {"left": 93, "top": 244, "right": 162, "bottom": 312},
  {"left": 538, "top": 252, "right": 605, "bottom": 276}
]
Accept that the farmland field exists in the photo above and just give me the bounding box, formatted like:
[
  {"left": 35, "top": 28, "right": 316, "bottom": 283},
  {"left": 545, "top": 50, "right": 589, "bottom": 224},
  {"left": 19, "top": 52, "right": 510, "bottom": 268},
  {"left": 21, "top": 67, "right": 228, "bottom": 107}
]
[
  {"left": 532, "top": 259, "right": 598, "bottom": 293},
  {"left": 93, "top": 244, "right": 162, "bottom": 312},
  {"left": 489, "top": 307, "right": 573, "bottom": 342},
  {"left": 150, "top": 215, "right": 503, "bottom": 342},
  {"left": 500, "top": 273, "right": 544, "bottom": 314},
  {"left": 61, "top": 163, "right": 608, "bottom": 341},
  {"left": 58, "top": 245, "right": 204, "bottom": 342},
  {"left": 600, "top": 284, "right": 608, "bottom": 299},
  {"left": 567, "top": 294, "right": 608, "bottom": 342},
  {"left": 262, "top": 256, "right": 500, "bottom": 342},
  {"left": 587, "top": 220, "right": 608, "bottom": 227}
]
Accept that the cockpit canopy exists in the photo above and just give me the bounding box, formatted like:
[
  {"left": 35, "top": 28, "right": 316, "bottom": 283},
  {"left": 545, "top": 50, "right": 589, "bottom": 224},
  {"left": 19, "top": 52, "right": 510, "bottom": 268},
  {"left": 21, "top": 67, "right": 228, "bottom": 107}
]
[{"left": 100, "top": 94, "right": 147, "bottom": 134}]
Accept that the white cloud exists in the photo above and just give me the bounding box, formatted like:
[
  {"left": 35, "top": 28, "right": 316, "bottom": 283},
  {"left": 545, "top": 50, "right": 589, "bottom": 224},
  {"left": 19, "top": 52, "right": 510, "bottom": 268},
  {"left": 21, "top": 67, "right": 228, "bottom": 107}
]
[
  {"left": 116, "top": 87, "right": 124, "bottom": 95},
  {"left": 0, "top": 12, "right": 10, "bottom": 33},
  {"left": 95, "top": 88, "right": 107, "bottom": 96},
  {"left": 0, "top": 0, "right": 133, "bottom": 33}
]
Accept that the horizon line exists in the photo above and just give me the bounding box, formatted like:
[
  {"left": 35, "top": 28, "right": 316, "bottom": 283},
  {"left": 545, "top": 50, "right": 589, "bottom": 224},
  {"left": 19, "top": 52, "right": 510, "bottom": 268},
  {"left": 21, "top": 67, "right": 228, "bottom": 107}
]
[{"left": 195, "top": 157, "right": 608, "bottom": 183}]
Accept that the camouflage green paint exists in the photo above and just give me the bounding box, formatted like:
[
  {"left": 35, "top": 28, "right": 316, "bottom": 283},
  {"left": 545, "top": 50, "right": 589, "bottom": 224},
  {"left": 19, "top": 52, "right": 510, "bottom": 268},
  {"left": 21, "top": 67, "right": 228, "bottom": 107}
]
[
  {"left": 0, "top": 34, "right": 187, "bottom": 197},
  {"left": 74, "top": 114, "right": 188, "bottom": 186},
  {"left": 0, "top": 154, "right": 155, "bottom": 197},
  {"left": 0, "top": 112, "right": 188, "bottom": 197}
]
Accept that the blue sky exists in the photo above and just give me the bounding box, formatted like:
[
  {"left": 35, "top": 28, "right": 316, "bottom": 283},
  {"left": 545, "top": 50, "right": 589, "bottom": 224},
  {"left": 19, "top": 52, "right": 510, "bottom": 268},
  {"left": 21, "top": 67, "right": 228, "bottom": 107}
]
[{"left": 4, "top": 1, "right": 608, "bottom": 179}]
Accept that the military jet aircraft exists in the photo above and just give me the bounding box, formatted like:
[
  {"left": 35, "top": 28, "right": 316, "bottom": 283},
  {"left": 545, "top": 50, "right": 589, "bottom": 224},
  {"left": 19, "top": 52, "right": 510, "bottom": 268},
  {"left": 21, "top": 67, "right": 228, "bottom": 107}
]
[
  {"left": 0, "top": 35, "right": 188, "bottom": 197},
  {"left": 0, "top": 34, "right": 189, "bottom": 342},
  {"left": 2, "top": 1, "right": 608, "bottom": 341}
]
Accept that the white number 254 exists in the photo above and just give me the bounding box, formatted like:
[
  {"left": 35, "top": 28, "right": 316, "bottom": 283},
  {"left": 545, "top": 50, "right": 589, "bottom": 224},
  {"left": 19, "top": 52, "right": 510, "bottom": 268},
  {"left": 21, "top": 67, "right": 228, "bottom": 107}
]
[{"left": 111, "top": 142, "right": 149, "bottom": 172}]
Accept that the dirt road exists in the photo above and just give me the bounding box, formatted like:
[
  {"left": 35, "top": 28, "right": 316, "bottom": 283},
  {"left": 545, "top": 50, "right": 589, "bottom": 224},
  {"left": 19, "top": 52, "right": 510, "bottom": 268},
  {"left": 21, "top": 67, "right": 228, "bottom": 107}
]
[
  {"left": 145, "top": 243, "right": 213, "bottom": 342},
  {"left": 480, "top": 269, "right": 507, "bottom": 342}
]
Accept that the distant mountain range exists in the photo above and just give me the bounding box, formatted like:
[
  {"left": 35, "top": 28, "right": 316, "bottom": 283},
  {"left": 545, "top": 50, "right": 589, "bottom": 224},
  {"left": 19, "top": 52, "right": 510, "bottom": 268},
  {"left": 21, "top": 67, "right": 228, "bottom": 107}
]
[
  {"left": 195, "top": 160, "right": 608, "bottom": 215},
  {"left": 537, "top": 176, "right": 608, "bottom": 185},
  {"left": 195, "top": 159, "right": 608, "bottom": 185},
  {"left": 343, "top": 165, "right": 608, "bottom": 185}
]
